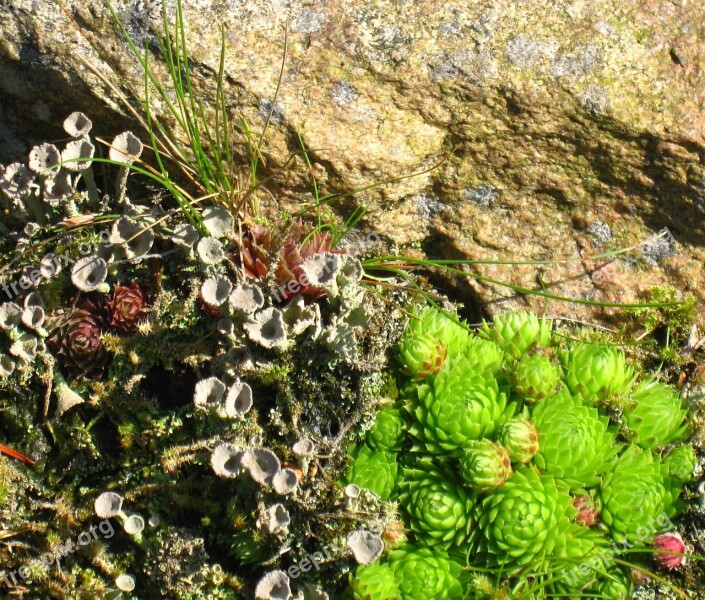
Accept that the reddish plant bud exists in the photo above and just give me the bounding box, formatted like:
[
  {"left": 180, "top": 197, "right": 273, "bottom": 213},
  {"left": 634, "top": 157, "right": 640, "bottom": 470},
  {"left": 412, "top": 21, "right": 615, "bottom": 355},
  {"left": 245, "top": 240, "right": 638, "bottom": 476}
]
[
  {"left": 240, "top": 225, "right": 273, "bottom": 279},
  {"left": 381, "top": 521, "right": 407, "bottom": 547},
  {"left": 572, "top": 495, "right": 600, "bottom": 527},
  {"left": 653, "top": 532, "right": 686, "bottom": 570}
]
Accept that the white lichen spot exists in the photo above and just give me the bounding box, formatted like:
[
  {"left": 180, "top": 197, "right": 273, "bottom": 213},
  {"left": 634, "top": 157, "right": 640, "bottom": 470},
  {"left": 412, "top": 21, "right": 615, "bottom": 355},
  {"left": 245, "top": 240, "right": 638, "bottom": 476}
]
[
  {"left": 244, "top": 307, "right": 288, "bottom": 350},
  {"left": 255, "top": 570, "right": 292, "bottom": 600},
  {"left": 346, "top": 530, "right": 384, "bottom": 564},
  {"left": 211, "top": 443, "right": 245, "bottom": 478},
  {"left": 193, "top": 377, "right": 227, "bottom": 409},
  {"left": 201, "top": 275, "right": 233, "bottom": 307},
  {"left": 94, "top": 492, "right": 124, "bottom": 519},
  {"left": 71, "top": 256, "right": 108, "bottom": 292},
  {"left": 196, "top": 236, "right": 225, "bottom": 265},
  {"left": 224, "top": 380, "right": 253, "bottom": 419}
]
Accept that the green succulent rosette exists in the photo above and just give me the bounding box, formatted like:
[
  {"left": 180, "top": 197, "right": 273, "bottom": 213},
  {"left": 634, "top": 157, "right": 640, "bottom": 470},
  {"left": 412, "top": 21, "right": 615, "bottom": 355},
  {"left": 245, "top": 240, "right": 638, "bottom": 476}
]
[
  {"left": 623, "top": 379, "right": 690, "bottom": 449},
  {"left": 499, "top": 416, "right": 539, "bottom": 464},
  {"left": 459, "top": 439, "right": 513, "bottom": 491},
  {"left": 458, "top": 335, "right": 505, "bottom": 376},
  {"left": 401, "top": 308, "right": 471, "bottom": 363},
  {"left": 599, "top": 445, "right": 682, "bottom": 545},
  {"left": 663, "top": 444, "right": 697, "bottom": 483},
  {"left": 469, "top": 467, "right": 574, "bottom": 572},
  {"left": 388, "top": 307, "right": 693, "bottom": 595},
  {"left": 511, "top": 352, "right": 561, "bottom": 402},
  {"left": 388, "top": 544, "right": 464, "bottom": 600},
  {"left": 347, "top": 445, "right": 398, "bottom": 500},
  {"left": 398, "top": 462, "right": 474, "bottom": 548},
  {"left": 480, "top": 311, "right": 552, "bottom": 360},
  {"left": 350, "top": 563, "right": 401, "bottom": 600},
  {"left": 531, "top": 390, "right": 620, "bottom": 489},
  {"left": 398, "top": 332, "right": 448, "bottom": 379},
  {"left": 591, "top": 567, "right": 634, "bottom": 599},
  {"left": 368, "top": 407, "right": 406, "bottom": 452},
  {"left": 404, "top": 358, "right": 509, "bottom": 454},
  {"left": 561, "top": 342, "right": 636, "bottom": 405}
]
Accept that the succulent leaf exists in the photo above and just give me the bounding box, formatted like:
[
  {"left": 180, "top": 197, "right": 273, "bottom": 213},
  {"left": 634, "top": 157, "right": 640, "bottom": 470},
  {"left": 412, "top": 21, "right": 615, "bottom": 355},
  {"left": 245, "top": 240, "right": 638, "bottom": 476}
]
[
  {"left": 548, "top": 525, "right": 611, "bottom": 592},
  {"left": 239, "top": 224, "right": 273, "bottom": 279},
  {"left": 469, "top": 467, "right": 574, "bottom": 572},
  {"left": 499, "top": 416, "right": 539, "bottom": 464},
  {"left": 405, "top": 363, "right": 507, "bottom": 454},
  {"left": 347, "top": 445, "right": 398, "bottom": 500},
  {"left": 47, "top": 306, "right": 110, "bottom": 377},
  {"left": 511, "top": 352, "right": 561, "bottom": 401},
  {"left": 400, "top": 308, "right": 472, "bottom": 361},
  {"left": 480, "top": 311, "right": 552, "bottom": 359},
  {"left": 572, "top": 495, "right": 600, "bottom": 527},
  {"left": 350, "top": 563, "right": 401, "bottom": 600},
  {"left": 398, "top": 332, "right": 447, "bottom": 379},
  {"left": 368, "top": 407, "right": 406, "bottom": 452},
  {"left": 107, "top": 282, "right": 150, "bottom": 334},
  {"left": 662, "top": 444, "right": 697, "bottom": 483},
  {"left": 599, "top": 445, "right": 682, "bottom": 545},
  {"left": 591, "top": 567, "right": 634, "bottom": 599},
  {"left": 274, "top": 221, "right": 339, "bottom": 302}
]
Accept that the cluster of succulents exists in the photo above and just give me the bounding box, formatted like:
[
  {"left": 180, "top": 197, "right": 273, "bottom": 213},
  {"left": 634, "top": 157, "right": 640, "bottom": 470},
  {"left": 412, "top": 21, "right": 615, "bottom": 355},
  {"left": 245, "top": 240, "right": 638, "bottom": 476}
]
[
  {"left": 345, "top": 309, "right": 696, "bottom": 598},
  {"left": 2, "top": 113, "right": 379, "bottom": 393},
  {"left": 46, "top": 283, "right": 151, "bottom": 378}
]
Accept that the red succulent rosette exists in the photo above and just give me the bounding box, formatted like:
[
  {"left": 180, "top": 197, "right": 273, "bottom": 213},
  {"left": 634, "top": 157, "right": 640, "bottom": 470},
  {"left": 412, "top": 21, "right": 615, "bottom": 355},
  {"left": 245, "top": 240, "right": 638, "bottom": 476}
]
[
  {"left": 237, "top": 221, "right": 346, "bottom": 303},
  {"left": 240, "top": 225, "right": 273, "bottom": 279},
  {"left": 107, "top": 283, "right": 150, "bottom": 335},
  {"left": 47, "top": 305, "right": 110, "bottom": 378},
  {"left": 274, "top": 221, "right": 339, "bottom": 303}
]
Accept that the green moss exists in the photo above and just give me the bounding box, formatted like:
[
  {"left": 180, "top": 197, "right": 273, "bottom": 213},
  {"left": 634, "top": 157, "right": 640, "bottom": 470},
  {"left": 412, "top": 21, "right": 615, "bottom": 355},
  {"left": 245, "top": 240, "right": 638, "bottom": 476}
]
[
  {"left": 622, "top": 286, "right": 699, "bottom": 365},
  {"left": 625, "top": 286, "right": 698, "bottom": 333}
]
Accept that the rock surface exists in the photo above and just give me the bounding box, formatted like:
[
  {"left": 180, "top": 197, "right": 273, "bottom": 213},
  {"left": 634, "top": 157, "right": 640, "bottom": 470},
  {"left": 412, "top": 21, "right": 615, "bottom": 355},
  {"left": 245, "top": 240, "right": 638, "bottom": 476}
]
[{"left": 1, "top": 0, "right": 705, "bottom": 320}]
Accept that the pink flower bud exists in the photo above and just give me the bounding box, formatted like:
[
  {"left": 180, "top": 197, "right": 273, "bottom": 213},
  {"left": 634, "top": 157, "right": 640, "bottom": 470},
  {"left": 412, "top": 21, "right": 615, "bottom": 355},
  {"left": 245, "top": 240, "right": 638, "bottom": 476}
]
[{"left": 653, "top": 532, "right": 685, "bottom": 570}]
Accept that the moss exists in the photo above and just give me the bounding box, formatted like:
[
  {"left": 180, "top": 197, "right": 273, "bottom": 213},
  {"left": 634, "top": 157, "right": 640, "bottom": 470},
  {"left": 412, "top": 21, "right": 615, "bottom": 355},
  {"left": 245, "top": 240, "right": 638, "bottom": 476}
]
[
  {"left": 620, "top": 286, "right": 699, "bottom": 367},
  {"left": 624, "top": 286, "right": 698, "bottom": 333}
]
